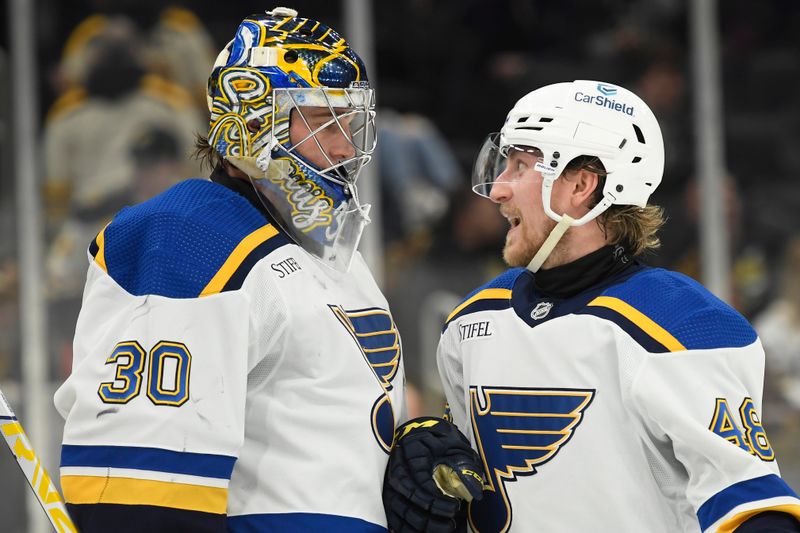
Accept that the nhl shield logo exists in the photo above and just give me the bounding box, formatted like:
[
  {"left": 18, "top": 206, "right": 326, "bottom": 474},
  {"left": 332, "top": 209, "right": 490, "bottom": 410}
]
[{"left": 530, "top": 302, "right": 553, "bottom": 320}]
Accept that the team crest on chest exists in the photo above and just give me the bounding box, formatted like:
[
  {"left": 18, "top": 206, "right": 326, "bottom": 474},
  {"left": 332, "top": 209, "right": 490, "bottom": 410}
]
[
  {"left": 330, "top": 305, "right": 401, "bottom": 453},
  {"left": 468, "top": 386, "right": 595, "bottom": 532}
]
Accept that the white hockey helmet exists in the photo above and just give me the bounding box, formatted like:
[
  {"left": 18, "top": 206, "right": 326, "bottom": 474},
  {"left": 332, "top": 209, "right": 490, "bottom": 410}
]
[{"left": 473, "top": 80, "right": 665, "bottom": 227}]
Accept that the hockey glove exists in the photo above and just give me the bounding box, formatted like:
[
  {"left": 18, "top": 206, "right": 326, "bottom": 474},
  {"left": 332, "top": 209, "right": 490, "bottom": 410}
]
[{"left": 383, "top": 417, "right": 484, "bottom": 533}]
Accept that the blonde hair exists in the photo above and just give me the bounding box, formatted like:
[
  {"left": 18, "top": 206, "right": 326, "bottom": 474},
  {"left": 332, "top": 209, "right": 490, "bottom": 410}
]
[
  {"left": 601, "top": 204, "right": 665, "bottom": 256},
  {"left": 565, "top": 156, "right": 666, "bottom": 257}
]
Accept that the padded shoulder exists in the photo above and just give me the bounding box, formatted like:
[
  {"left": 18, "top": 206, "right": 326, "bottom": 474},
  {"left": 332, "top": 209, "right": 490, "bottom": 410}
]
[
  {"left": 578, "top": 268, "right": 757, "bottom": 353},
  {"left": 444, "top": 268, "right": 525, "bottom": 329},
  {"left": 89, "top": 179, "right": 291, "bottom": 298}
]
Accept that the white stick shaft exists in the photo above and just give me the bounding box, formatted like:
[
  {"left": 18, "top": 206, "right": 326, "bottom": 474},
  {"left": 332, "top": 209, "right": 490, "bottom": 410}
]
[{"left": 0, "top": 390, "right": 77, "bottom": 533}]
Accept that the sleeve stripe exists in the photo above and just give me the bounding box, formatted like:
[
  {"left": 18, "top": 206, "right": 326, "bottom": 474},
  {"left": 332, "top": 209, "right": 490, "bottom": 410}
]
[
  {"left": 713, "top": 504, "right": 800, "bottom": 533},
  {"left": 60, "top": 444, "right": 236, "bottom": 479},
  {"left": 446, "top": 288, "right": 512, "bottom": 324},
  {"left": 229, "top": 512, "right": 388, "bottom": 532},
  {"left": 698, "top": 473, "right": 800, "bottom": 531},
  {"left": 61, "top": 475, "right": 227, "bottom": 514},
  {"left": 200, "top": 223, "right": 279, "bottom": 296},
  {"left": 587, "top": 296, "right": 686, "bottom": 352},
  {"left": 60, "top": 466, "right": 229, "bottom": 488}
]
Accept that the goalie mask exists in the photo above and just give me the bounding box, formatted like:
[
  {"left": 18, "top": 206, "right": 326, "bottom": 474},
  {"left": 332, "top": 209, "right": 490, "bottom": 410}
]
[{"left": 207, "top": 7, "right": 376, "bottom": 271}]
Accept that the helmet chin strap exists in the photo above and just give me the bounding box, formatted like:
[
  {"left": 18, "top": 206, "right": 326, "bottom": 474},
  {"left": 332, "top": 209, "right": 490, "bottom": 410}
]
[
  {"left": 526, "top": 169, "right": 568, "bottom": 273},
  {"left": 525, "top": 164, "right": 615, "bottom": 273},
  {"left": 526, "top": 214, "right": 574, "bottom": 273}
]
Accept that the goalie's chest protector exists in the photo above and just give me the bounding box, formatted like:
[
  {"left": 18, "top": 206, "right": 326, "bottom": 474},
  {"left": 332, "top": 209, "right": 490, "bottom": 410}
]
[{"left": 229, "top": 243, "right": 406, "bottom": 527}]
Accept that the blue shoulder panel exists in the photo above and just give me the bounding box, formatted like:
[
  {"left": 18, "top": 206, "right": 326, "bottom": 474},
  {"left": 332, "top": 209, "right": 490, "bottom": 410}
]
[
  {"left": 444, "top": 268, "right": 525, "bottom": 329},
  {"left": 89, "top": 179, "right": 290, "bottom": 298},
  {"left": 578, "top": 268, "right": 757, "bottom": 352}
]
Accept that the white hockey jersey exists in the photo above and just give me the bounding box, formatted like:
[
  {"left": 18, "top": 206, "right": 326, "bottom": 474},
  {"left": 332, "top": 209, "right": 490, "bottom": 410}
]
[
  {"left": 437, "top": 265, "right": 800, "bottom": 533},
  {"left": 54, "top": 177, "right": 406, "bottom": 532}
]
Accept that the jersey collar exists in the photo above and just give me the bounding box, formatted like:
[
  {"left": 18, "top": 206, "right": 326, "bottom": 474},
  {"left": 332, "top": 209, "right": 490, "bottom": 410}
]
[
  {"left": 210, "top": 165, "right": 271, "bottom": 218},
  {"left": 533, "top": 244, "right": 636, "bottom": 299}
]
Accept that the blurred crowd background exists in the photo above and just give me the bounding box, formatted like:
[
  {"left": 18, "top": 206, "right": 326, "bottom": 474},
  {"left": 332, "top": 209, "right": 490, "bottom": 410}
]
[{"left": 1, "top": 0, "right": 799, "bottom": 530}]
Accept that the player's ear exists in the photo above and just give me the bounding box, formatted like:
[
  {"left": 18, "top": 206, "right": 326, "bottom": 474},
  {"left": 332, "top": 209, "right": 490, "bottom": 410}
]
[{"left": 566, "top": 168, "right": 600, "bottom": 209}]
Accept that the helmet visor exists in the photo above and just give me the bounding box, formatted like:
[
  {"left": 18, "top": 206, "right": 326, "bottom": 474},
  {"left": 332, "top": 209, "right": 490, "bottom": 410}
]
[{"left": 471, "top": 132, "right": 544, "bottom": 198}]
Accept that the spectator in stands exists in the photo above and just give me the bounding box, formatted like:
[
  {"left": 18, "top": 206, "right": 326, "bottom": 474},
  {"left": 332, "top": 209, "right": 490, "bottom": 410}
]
[{"left": 42, "top": 23, "right": 204, "bottom": 231}]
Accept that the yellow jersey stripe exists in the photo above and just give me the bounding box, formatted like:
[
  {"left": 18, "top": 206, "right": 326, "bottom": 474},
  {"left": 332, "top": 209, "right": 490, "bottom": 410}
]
[
  {"left": 200, "top": 224, "right": 279, "bottom": 296},
  {"left": 716, "top": 504, "right": 800, "bottom": 533},
  {"left": 588, "top": 296, "right": 686, "bottom": 352},
  {"left": 61, "top": 475, "right": 227, "bottom": 514},
  {"left": 446, "top": 288, "right": 512, "bottom": 323},
  {"left": 94, "top": 223, "right": 110, "bottom": 273}
]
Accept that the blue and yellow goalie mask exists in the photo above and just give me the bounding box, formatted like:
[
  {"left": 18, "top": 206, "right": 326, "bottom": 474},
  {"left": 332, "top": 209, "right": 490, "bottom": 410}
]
[{"left": 207, "top": 7, "right": 377, "bottom": 272}]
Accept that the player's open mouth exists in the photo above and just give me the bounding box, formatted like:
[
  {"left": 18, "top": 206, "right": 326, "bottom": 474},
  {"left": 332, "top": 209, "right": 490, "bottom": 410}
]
[{"left": 509, "top": 216, "right": 521, "bottom": 228}]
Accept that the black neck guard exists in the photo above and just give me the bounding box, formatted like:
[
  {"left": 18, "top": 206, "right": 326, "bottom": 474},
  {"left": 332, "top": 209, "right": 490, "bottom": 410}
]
[{"left": 533, "top": 244, "right": 637, "bottom": 299}]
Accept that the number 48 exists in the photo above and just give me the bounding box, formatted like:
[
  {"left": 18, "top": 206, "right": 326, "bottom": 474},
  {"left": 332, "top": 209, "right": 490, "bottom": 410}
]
[
  {"left": 709, "top": 397, "right": 774, "bottom": 461},
  {"left": 97, "top": 340, "right": 192, "bottom": 407}
]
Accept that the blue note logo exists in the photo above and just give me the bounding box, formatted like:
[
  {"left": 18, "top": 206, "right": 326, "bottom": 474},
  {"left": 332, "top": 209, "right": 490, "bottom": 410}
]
[
  {"left": 330, "top": 305, "right": 402, "bottom": 453},
  {"left": 468, "top": 386, "right": 595, "bottom": 533}
]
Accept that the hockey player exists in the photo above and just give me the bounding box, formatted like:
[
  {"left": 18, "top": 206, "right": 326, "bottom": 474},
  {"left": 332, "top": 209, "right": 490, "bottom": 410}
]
[
  {"left": 54, "top": 8, "right": 406, "bottom": 532},
  {"left": 384, "top": 81, "right": 800, "bottom": 532}
]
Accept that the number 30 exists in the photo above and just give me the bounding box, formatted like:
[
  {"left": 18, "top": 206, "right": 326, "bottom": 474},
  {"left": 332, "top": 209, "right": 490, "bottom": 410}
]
[{"left": 98, "top": 340, "right": 192, "bottom": 407}]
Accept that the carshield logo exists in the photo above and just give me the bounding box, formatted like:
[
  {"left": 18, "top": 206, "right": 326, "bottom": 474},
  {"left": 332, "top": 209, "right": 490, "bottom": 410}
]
[
  {"left": 574, "top": 84, "right": 635, "bottom": 116},
  {"left": 597, "top": 83, "right": 617, "bottom": 96}
]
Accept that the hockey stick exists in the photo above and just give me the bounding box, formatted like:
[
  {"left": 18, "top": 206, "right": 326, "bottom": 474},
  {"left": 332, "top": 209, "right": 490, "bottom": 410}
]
[{"left": 0, "top": 387, "right": 77, "bottom": 532}]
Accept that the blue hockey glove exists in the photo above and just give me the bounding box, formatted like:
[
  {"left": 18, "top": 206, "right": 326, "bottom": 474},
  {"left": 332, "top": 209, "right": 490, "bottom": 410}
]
[{"left": 383, "top": 417, "right": 484, "bottom": 533}]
